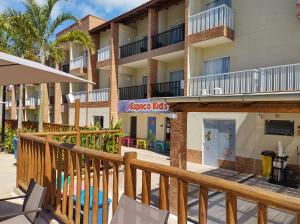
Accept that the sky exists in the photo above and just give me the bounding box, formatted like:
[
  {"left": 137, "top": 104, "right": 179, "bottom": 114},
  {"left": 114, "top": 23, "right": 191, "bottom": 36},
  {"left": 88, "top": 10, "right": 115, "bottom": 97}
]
[{"left": 0, "top": 0, "right": 148, "bottom": 33}]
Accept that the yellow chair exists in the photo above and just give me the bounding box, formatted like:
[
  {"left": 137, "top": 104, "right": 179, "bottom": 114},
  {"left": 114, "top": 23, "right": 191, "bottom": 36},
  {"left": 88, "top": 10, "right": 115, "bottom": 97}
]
[{"left": 136, "top": 139, "right": 149, "bottom": 150}]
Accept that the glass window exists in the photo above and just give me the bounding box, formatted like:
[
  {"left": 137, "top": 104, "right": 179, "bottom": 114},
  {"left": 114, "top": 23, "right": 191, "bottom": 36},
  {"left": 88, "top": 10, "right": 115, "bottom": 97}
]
[
  {"left": 203, "top": 57, "right": 230, "bottom": 76},
  {"left": 170, "top": 70, "right": 184, "bottom": 82},
  {"left": 142, "top": 76, "right": 148, "bottom": 85},
  {"left": 93, "top": 116, "right": 104, "bottom": 128}
]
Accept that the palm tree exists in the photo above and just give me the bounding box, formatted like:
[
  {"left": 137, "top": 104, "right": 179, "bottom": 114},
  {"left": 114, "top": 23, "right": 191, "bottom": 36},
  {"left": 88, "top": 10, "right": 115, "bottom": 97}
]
[
  {"left": 21, "top": 0, "right": 95, "bottom": 131},
  {"left": 0, "top": 11, "right": 37, "bottom": 130}
]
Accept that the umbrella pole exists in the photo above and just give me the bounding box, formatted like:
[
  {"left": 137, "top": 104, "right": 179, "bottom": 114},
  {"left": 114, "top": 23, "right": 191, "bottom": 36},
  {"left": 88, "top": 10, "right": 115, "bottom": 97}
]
[{"left": 1, "top": 86, "right": 6, "bottom": 147}]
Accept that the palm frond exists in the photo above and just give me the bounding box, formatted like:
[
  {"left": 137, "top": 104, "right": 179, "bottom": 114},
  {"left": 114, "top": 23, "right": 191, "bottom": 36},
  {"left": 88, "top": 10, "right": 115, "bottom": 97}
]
[
  {"left": 49, "top": 12, "right": 78, "bottom": 37},
  {"left": 54, "top": 30, "right": 95, "bottom": 54}
]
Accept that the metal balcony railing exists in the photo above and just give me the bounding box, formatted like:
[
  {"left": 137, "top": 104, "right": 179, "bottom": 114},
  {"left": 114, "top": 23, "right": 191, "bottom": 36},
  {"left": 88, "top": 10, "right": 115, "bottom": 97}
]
[
  {"left": 120, "top": 38, "right": 148, "bottom": 58},
  {"left": 151, "top": 81, "right": 184, "bottom": 97},
  {"left": 67, "top": 88, "right": 110, "bottom": 103},
  {"left": 152, "top": 24, "right": 185, "bottom": 49},
  {"left": 189, "top": 63, "right": 300, "bottom": 96},
  {"left": 98, "top": 46, "right": 111, "bottom": 62},
  {"left": 70, "top": 55, "right": 87, "bottom": 70},
  {"left": 189, "top": 4, "right": 233, "bottom": 35},
  {"left": 25, "top": 97, "right": 40, "bottom": 106},
  {"left": 119, "top": 85, "right": 147, "bottom": 100}
]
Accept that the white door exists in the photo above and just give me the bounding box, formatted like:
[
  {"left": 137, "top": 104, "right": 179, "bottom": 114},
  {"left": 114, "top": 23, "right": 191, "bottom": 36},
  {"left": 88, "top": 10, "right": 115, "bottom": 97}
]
[{"left": 203, "top": 120, "right": 219, "bottom": 167}]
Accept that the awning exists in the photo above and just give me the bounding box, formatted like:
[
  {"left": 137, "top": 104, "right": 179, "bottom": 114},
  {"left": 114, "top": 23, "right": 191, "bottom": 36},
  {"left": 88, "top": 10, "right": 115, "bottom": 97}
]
[{"left": 0, "top": 52, "right": 94, "bottom": 85}]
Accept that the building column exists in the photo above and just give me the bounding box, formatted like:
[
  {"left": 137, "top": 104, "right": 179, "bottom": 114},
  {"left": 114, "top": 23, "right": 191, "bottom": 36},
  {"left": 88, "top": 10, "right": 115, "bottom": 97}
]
[
  {"left": 169, "top": 112, "right": 187, "bottom": 215},
  {"left": 110, "top": 22, "right": 119, "bottom": 126},
  {"left": 184, "top": 0, "right": 190, "bottom": 96},
  {"left": 10, "top": 86, "right": 17, "bottom": 119},
  {"left": 41, "top": 83, "right": 49, "bottom": 123},
  {"left": 91, "top": 33, "right": 100, "bottom": 90},
  {"left": 54, "top": 64, "right": 62, "bottom": 124},
  {"left": 147, "top": 8, "right": 158, "bottom": 98}
]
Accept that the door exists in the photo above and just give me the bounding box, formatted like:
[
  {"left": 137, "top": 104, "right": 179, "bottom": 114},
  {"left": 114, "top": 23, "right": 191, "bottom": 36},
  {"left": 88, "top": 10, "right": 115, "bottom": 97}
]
[
  {"left": 203, "top": 119, "right": 236, "bottom": 167},
  {"left": 170, "top": 70, "right": 184, "bottom": 96},
  {"left": 203, "top": 120, "right": 219, "bottom": 167},
  {"left": 148, "top": 117, "right": 156, "bottom": 148},
  {"left": 130, "top": 116, "right": 137, "bottom": 139}
]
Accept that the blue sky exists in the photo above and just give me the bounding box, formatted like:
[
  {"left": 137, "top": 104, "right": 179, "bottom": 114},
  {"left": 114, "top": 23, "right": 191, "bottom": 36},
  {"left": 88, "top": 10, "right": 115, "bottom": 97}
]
[{"left": 0, "top": 0, "right": 148, "bottom": 33}]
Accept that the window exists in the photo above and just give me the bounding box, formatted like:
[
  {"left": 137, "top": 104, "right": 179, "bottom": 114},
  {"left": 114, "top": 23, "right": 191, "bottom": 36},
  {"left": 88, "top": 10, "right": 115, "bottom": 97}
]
[
  {"left": 93, "top": 116, "right": 104, "bottom": 128},
  {"left": 142, "top": 76, "right": 148, "bottom": 85},
  {"left": 265, "top": 120, "right": 294, "bottom": 136},
  {"left": 203, "top": 57, "right": 230, "bottom": 76},
  {"left": 170, "top": 70, "right": 184, "bottom": 82}
]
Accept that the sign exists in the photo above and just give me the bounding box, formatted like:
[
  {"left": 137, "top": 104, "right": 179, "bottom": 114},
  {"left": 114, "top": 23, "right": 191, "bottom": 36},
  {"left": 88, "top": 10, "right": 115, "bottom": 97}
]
[{"left": 119, "top": 99, "right": 170, "bottom": 113}]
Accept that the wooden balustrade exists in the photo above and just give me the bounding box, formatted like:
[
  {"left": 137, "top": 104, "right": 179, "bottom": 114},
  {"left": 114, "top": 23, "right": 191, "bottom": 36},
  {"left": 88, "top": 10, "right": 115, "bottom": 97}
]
[
  {"left": 17, "top": 133, "right": 300, "bottom": 224},
  {"left": 5, "top": 119, "right": 86, "bottom": 132}
]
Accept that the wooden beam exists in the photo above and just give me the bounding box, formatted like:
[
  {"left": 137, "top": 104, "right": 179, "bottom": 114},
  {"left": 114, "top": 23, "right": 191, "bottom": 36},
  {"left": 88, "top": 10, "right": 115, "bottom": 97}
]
[{"left": 170, "top": 102, "right": 300, "bottom": 113}]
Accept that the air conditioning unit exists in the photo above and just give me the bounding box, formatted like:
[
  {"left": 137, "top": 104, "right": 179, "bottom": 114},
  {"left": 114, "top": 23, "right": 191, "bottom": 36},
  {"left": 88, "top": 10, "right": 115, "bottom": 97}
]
[{"left": 201, "top": 89, "right": 208, "bottom": 95}]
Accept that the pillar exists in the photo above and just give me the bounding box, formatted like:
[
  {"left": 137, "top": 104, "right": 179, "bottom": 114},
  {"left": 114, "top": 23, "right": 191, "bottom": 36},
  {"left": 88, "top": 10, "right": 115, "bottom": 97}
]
[
  {"left": 10, "top": 86, "right": 17, "bottom": 119},
  {"left": 54, "top": 64, "right": 62, "bottom": 124},
  {"left": 110, "top": 22, "right": 119, "bottom": 126},
  {"left": 169, "top": 112, "right": 187, "bottom": 215},
  {"left": 184, "top": 0, "right": 190, "bottom": 96},
  {"left": 147, "top": 8, "right": 158, "bottom": 98},
  {"left": 41, "top": 83, "right": 49, "bottom": 123},
  {"left": 91, "top": 33, "right": 101, "bottom": 90}
]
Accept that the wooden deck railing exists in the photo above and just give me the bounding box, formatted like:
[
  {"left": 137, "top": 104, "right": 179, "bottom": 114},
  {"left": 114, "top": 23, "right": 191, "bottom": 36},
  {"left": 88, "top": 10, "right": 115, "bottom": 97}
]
[
  {"left": 5, "top": 119, "right": 86, "bottom": 132},
  {"left": 17, "top": 133, "right": 300, "bottom": 224}
]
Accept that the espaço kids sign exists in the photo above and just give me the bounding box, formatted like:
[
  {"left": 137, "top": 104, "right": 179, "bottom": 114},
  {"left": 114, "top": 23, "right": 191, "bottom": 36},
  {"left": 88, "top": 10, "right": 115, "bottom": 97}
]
[{"left": 119, "top": 99, "right": 170, "bottom": 113}]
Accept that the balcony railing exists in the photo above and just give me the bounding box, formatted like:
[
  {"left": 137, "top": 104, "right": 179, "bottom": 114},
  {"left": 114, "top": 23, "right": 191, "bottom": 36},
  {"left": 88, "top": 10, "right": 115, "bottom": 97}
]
[
  {"left": 25, "top": 97, "right": 40, "bottom": 106},
  {"left": 189, "top": 63, "right": 300, "bottom": 96},
  {"left": 70, "top": 55, "right": 87, "bottom": 70},
  {"left": 152, "top": 24, "right": 185, "bottom": 49},
  {"left": 119, "top": 85, "right": 147, "bottom": 100},
  {"left": 98, "top": 46, "right": 111, "bottom": 62},
  {"left": 120, "top": 38, "right": 148, "bottom": 58},
  {"left": 67, "top": 88, "right": 110, "bottom": 103},
  {"left": 189, "top": 4, "right": 233, "bottom": 35},
  {"left": 152, "top": 81, "right": 184, "bottom": 97},
  {"left": 5, "top": 101, "right": 12, "bottom": 108}
]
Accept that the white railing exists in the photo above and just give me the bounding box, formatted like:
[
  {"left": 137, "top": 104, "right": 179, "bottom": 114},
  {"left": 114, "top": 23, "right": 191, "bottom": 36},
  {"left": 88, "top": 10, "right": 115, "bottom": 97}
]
[
  {"left": 67, "top": 88, "right": 110, "bottom": 103},
  {"left": 25, "top": 97, "right": 40, "bottom": 106},
  {"left": 70, "top": 55, "right": 87, "bottom": 70},
  {"left": 189, "top": 4, "right": 233, "bottom": 35},
  {"left": 98, "top": 46, "right": 111, "bottom": 62},
  {"left": 189, "top": 63, "right": 300, "bottom": 96},
  {"left": 5, "top": 101, "right": 12, "bottom": 108}
]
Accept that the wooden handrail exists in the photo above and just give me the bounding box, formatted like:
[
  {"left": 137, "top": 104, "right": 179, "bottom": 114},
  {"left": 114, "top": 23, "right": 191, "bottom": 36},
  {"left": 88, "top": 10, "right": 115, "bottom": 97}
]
[
  {"left": 17, "top": 132, "right": 300, "bottom": 224},
  {"left": 130, "top": 158, "right": 300, "bottom": 213}
]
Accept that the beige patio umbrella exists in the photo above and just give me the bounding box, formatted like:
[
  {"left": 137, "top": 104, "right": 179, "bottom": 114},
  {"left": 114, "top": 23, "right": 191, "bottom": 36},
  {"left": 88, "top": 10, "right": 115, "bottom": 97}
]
[
  {"left": 0, "top": 52, "right": 93, "bottom": 85},
  {"left": 0, "top": 51, "right": 93, "bottom": 141}
]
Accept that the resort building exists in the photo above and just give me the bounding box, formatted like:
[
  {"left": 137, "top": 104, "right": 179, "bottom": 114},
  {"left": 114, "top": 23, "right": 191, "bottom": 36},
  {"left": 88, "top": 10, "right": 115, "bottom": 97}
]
[{"left": 8, "top": 0, "right": 300, "bottom": 175}]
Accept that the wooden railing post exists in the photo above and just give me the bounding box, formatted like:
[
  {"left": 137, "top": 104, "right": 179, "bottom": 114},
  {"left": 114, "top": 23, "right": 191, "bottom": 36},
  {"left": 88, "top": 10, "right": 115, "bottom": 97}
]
[
  {"left": 257, "top": 203, "right": 267, "bottom": 224},
  {"left": 124, "top": 152, "right": 137, "bottom": 199},
  {"left": 199, "top": 187, "right": 208, "bottom": 224},
  {"left": 118, "top": 129, "right": 122, "bottom": 155},
  {"left": 44, "top": 135, "right": 52, "bottom": 205},
  {"left": 226, "top": 192, "right": 237, "bottom": 224}
]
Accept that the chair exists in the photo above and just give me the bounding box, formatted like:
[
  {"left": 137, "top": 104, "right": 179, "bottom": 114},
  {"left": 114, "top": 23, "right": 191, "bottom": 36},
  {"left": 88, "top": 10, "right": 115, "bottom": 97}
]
[
  {"left": 136, "top": 139, "right": 149, "bottom": 150},
  {"left": 0, "top": 180, "right": 47, "bottom": 224},
  {"left": 110, "top": 194, "right": 169, "bottom": 224}
]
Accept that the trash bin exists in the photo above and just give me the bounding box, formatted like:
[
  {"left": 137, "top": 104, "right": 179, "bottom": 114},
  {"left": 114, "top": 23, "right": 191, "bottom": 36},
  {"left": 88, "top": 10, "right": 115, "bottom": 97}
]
[
  {"left": 261, "top": 150, "right": 276, "bottom": 177},
  {"left": 13, "top": 137, "right": 18, "bottom": 159},
  {"left": 73, "top": 187, "right": 112, "bottom": 224}
]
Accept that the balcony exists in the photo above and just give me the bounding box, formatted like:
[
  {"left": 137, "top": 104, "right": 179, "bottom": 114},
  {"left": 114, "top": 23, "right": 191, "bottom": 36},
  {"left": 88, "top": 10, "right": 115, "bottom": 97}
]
[
  {"left": 151, "top": 81, "right": 184, "bottom": 97},
  {"left": 120, "top": 38, "right": 148, "bottom": 58},
  {"left": 70, "top": 55, "right": 87, "bottom": 70},
  {"left": 67, "top": 88, "right": 110, "bottom": 103},
  {"left": 189, "top": 63, "right": 300, "bottom": 96},
  {"left": 152, "top": 24, "right": 185, "bottom": 49},
  {"left": 98, "top": 46, "right": 111, "bottom": 62},
  {"left": 119, "top": 85, "right": 147, "bottom": 100},
  {"left": 189, "top": 4, "right": 234, "bottom": 47}
]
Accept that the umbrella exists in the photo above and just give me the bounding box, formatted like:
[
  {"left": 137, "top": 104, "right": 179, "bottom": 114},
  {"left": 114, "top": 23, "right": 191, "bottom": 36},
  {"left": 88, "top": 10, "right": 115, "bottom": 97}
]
[
  {"left": 0, "top": 52, "right": 94, "bottom": 85},
  {"left": 0, "top": 51, "right": 93, "bottom": 142}
]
